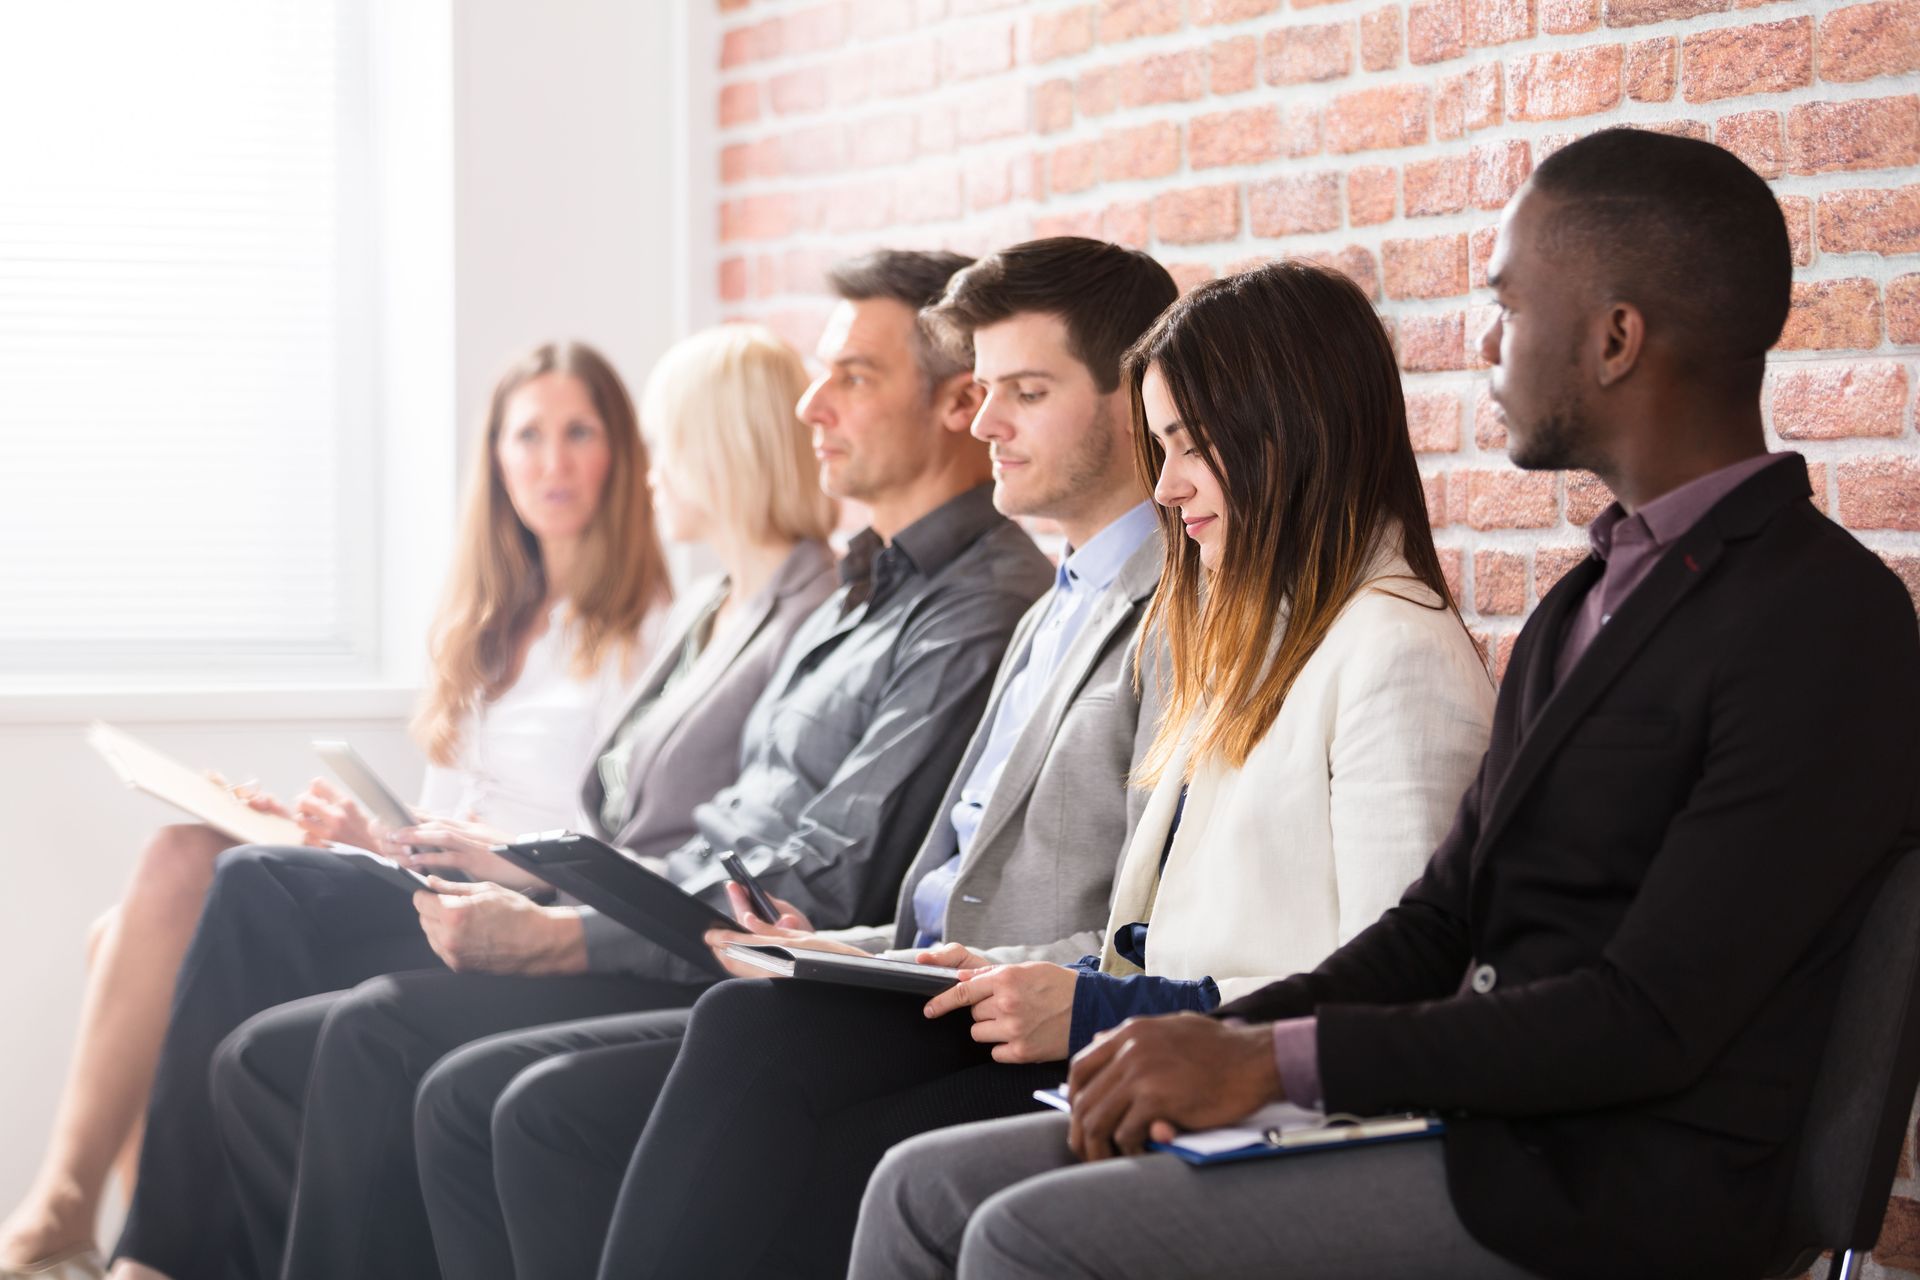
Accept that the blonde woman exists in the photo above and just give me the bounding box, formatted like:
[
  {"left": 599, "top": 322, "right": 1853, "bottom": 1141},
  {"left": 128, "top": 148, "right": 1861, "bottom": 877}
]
[
  {"left": 104, "top": 326, "right": 836, "bottom": 1280},
  {"left": 0, "top": 340, "right": 669, "bottom": 1280}
]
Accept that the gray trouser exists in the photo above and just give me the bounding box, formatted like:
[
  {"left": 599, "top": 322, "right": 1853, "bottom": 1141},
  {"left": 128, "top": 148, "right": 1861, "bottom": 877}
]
[{"left": 851, "top": 1111, "right": 1539, "bottom": 1280}]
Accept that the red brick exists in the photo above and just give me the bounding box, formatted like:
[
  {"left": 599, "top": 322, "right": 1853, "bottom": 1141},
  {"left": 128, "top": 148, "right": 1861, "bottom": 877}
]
[
  {"left": 1400, "top": 311, "right": 1469, "bottom": 370},
  {"left": 782, "top": 2, "right": 851, "bottom": 55},
  {"left": 1485, "top": 630, "right": 1522, "bottom": 683},
  {"left": 1715, "top": 110, "right": 1784, "bottom": 177},
  {"left": 1192, "top": 0, "right": 1282, "bottom": 20},
  {"left": 719, "top": 257, "right": 750, "bottom": 302},
  {"left": 1249, "top": 171, "right": 1343, "bottom": 235},
  {"left": 721, "top": 22, "right": 768, "bottom": 69},
  {"left": 1465, "top": 470, "right": 1557, "bottom": 529},
  {"left": 773, "top": 67, "right": 833, "bottom": 116},
  {"left": 1266, "top": 22, "right": 1356, "bottom": 84},
  {"left": 917, "top": 103, "right": 957, "bottom": 154},
  {"left": 1683, "top": 17, "right": 1813, "bottom": 103},
  {"left": 1778, "top": 278, "right": 1884, "bottom": 350},
  {"left": 824, "top": 179, "right": 895, "bottom": 233},
  {"left": 1469, "top": 0, "right": 1535, "bottom": 46},
  {"left": 851, "top": 0, "right": 915, "bottom": 36},
  {"left": 1470, "top": 225, "right": 1499, "bottom": 287},
  {"left": 1099, "top": 0, "right": 1183, "bottom": 42},
  {"left": 1475, "top": 551, "right": 1527, "bottom": 614},
  {"left": 1212, "top": 36, "right": 1260, "bottom": 93},
  {"left": 1349, "top": 165, "right": 1398, "bottom": 225},
  {"left": 1534, "top": 544, "right": 1591, "bottom": 598},
  {"left": 1050, "top": 140, "right": 1102, "bottom": 194},
  {"left": 1191, "top": 106, "right": 1282, "bottom": 168},
  {"left": 1838, "top": 457, "right": 1920, "bottom": 529},
  {"left": 720, "top": 192, "right": 793, "bottom": 241},
  {"left": 1818, "top": 186, "right": 1920, "bottom": 255},
  {"left": 943, "top": 18, "right": 1015, "bottom": 79},
  {"left": 1033, "top": 210, "right": 1104, "bottom": 239},
  {"left": 1543, "top": 0, "right": 1601, "bottom": 32},
  {"left": 1890, "top": 274, "right": 1920, "bottom": 343},
  {"left": 1384, "top": 234, "right": 1470, "bottom": 299},
  {"left": 1644, "top": 117, "right": 1712, "bottom": 141},
  {"left": 967, "top": 156, "right": 1013, "bottom": 209},
  {"left": 870, "top": 38, "right": 939, "bottom": 97},
  {"left": 1403, "top": 156, "right": 1469, "bottom": 216},
  {"left": 1103, "top": 199, "right": 1153, "bottom": 247},
  {"left": 1819, "top": 0, "right": 1920, "bottom": 84},
  {"left": 780, "top": 122, "right": 846, "bottom": 174},
  {"left": 1787, "top": 96, "right": 1920, "bottom": 174},
  {"left": 1301, "top": 245, "right": 1382, "bottom": 299},
  {"left": 1361, "top": 7, "right": 1402, "bottom": 70},
  {"left": 1168, "top": 262, "right": 1217, "bottom": 294},
  {"left": 719, "top": 0, "right": 751, "bottom": 12},
  {"left": 1603, "top": 0, "right": 1729, "bottom": 25},
  {"left": 1077, "top": 66, "right": 1118, "bottom": 117},
  {"left": 895, "top": 166, "right": 963, "bottom": 224},
  {"left": 1408, "top": 0, "right": 1466, "bottom": 64},
  {"left": 1473, "top": 382, "right": 1507, "bottom": 446},
  {"left": 1101, "top": 121, "right": 1182, "bottom": 181},
  {"left": 952, "top": 0, "right": 1025, "bottom": 14},
  {"left": 1153, "top": 184, "right": 1242, "bottom": 245},
  {"left": 1426, "top": 474, "right": 1450, "bottom": 529},
  {"left": 1623, "top": 37, "right": 1677, "bottom": 102},
  {"left": 1471, "top": 140, "right": 1532, "bottom": 208},
  {"left": 1781, "top": 194, "right": 1815, "bottom": 266},
  {"left": 1030, "top": 4, "right": 1096, "bottom": 59},
  {"left": 719, "top": 81, "right": 761, "bottom": 127},
  {"left": 1435, "top": 64, "right": 1505, "bottom": 137},
  {"left": 1327, "top": 84, "right": 1431, "bottom": 152},
  {"left": 1119, "top": 50, "right": 1209, "bottom": 106},
  {"left": 954, "top": 86, "right": 1028, "bottom": 143},
  {"left": 1283, "top": 104, "right": 1325, "bottom": 156},
  {"left": 1565, "top": 470, "right": 1614, "bottom": 524},
  {"left": 1407, "top": 389, "right": 1464, "bottom": 451},
  {"left": 1772, "top": 360, "right": 1909, "bottom": 437},
  {"left": 1511, "top": 44, "right": 1623, "bottom": 120},
  {"left": 1036, "top": 78, "right": 1076, "bottom": 133}
]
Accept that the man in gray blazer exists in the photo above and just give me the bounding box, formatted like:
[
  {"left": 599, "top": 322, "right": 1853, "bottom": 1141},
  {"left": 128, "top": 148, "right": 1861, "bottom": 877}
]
[{"left": 407, "top": 237, "right": 1183, "bottom": 1280}]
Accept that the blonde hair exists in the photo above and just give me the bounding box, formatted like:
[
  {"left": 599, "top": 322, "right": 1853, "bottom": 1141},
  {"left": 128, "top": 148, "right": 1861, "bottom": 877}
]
[
  {"left": 414, "top": 341, "right": 673, "bottom": 767},
  {"left": 641, "top": 324, "right": 836, "bottom": 545}
]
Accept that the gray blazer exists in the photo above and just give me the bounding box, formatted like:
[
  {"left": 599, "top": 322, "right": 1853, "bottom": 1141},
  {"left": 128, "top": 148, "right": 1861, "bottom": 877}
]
[
  {"left": 576, "top": 541, "right": 837, "bottom": 969},
  {"left": 828, "top": 532, "right": 1167, "bottom": 963}
]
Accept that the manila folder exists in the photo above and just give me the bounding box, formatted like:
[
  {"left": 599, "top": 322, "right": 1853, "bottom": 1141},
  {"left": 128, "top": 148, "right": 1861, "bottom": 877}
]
[{"left": 88, "top": 722, "right": 308, "bottom": 848}]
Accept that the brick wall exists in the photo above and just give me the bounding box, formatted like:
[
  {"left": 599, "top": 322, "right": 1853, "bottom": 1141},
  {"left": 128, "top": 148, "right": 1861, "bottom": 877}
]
[{"left": 709, "top": 1, "right": 1918, "bottom": 1261}]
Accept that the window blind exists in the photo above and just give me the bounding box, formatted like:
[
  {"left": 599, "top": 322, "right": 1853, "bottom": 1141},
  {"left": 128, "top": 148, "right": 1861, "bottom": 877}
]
[{"left": 0, "top": 0, "right": 375, "bottom": 684}]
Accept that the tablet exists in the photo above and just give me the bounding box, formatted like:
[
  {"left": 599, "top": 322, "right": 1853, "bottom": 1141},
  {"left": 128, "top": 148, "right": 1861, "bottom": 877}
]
[
  {"left": 492, "top": 832, "right": 736, "bottom": 976},
  {"left": 312, "top": 740, "right": 420, "bottom": 831}
]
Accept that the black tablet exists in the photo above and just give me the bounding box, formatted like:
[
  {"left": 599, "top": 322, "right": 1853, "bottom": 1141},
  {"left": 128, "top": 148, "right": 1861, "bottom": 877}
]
[{"left": 492, "top": 831, "right": 735, "bottom": 976}]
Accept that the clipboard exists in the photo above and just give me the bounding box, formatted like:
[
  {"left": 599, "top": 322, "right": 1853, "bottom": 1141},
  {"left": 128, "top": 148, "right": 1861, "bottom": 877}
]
[
  {"left": 720, "top": 944, "right": 962, "bottom": 995},
  {"left": 88, "top": 722, "right": 309, "bottom": 848},
  {"left": 492, "top": 831, "right": 736, "bottom": 976},
  {"left": 1032, "top": 1086, "right": 1443, "bottom": 1165}
]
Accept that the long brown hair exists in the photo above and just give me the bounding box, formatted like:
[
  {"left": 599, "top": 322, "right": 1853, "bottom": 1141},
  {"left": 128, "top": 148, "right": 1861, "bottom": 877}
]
[
  {"left": 1131, "top": 260, "right": 1461, "bottom": 785},
  {"left": 414, "top": 341, "right": 672, "bottom": 766}
]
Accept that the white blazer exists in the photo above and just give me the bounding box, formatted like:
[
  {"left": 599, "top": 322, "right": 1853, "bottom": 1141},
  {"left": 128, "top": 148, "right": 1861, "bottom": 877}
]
[{"left": 1098, "top": 559, "right": 1495, "bottom": 1005}]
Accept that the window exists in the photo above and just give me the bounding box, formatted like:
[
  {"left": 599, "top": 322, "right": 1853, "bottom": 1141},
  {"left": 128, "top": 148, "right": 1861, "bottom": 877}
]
[{"left": 0, "top": 0, "right": 378, "bottom": 688}]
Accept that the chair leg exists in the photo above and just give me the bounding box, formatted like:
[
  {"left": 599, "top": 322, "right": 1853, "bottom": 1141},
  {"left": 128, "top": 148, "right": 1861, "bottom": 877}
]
[{"left": 1827, "top": 1248, "right": 1859, "bottom": 1280}]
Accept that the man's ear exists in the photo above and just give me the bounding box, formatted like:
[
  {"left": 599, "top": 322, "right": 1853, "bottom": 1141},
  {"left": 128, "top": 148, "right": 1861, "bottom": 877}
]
[
  {"left": 933, "top": 372, "right": 984, "bottom": 435},
  {"left": 1595, "top": 300, "right": 1646, "bottom": 389}
]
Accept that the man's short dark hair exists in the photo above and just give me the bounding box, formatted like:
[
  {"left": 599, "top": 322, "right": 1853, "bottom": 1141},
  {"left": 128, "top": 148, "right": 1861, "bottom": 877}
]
[
  {"left": 1529, "top": 128, "right": 1791, "bottom": 383},
  {"left": 924, "top": 237, "right": 1180, "bottom": 393},
  {"left": 826, "top": 249, "right": 976, "bottom": 385}
]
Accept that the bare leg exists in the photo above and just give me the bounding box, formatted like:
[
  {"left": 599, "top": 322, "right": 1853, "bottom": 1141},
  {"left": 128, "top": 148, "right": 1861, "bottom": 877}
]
[
  {"left": 104, "top": 1263, "right": 169, "bottom": 1280},
  {"left": 0, "top": 825, "right": 233, "bottom": 1268}
]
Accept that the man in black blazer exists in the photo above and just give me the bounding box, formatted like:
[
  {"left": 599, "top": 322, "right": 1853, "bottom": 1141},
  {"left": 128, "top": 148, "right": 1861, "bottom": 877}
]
[{"left": 847, "top": 128, "right": 1920, "bottom": 1280}]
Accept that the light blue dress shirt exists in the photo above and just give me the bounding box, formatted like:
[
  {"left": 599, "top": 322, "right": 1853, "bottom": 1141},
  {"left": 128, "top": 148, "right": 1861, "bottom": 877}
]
[{"left": 910, "top": 502, "right": 1158, "bottom": 944}]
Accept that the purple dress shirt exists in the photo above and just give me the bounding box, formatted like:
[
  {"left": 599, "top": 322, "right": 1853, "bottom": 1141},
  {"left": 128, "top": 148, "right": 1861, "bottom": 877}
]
[{"left": 1266, "top": 453, "right": 1798, "bottom": 1112}]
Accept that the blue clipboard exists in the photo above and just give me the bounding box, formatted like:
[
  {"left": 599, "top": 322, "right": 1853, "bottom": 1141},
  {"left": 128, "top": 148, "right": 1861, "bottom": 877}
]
[{"left": 1032, "top": 1086, "right": 1444, "bottom": 1166}]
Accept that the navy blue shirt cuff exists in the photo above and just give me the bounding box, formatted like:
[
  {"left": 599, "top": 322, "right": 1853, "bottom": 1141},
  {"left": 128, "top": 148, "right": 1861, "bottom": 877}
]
[{"left": 1067, "top": 971, "right": 1222, "bottom": 1057}]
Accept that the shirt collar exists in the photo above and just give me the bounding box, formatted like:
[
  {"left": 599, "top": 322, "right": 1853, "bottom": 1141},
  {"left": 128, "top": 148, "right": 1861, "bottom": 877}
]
[
  {"left": 838, "top": 483, "right": 1004, "bottom": 593},
  {"left": 1587, "top": 453, "right": 1791, "bottom": 562},
  {"left": 1057, "top": 502, "right": 1157, "bottom": 596}
]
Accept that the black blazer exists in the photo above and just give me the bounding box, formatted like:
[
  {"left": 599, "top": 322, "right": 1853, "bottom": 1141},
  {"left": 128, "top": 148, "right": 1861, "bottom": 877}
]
[{"left": 1218, "top": 457, "right": 1920, "bottom": 1280}]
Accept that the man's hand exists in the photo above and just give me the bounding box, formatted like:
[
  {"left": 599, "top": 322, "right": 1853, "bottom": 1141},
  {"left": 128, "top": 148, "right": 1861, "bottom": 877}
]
[
  {"left": 921, "top": 962, "right": 1077, "bottom": 1064},
  {"left": 390, "top": 818, "right": 547, "bottom": 892},
  {"left": 413, "top": 878, "right": 587, "bottom": 974},
  {"left": 1066, "top": 1013, "right": 1283, "bottom": 1162},
  {"left": 702, "top": 883, "right": 864, "bottom": 979}
]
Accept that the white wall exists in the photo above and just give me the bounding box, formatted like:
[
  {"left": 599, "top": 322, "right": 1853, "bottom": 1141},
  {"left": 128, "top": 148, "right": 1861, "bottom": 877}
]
[{"left": 0, "top": 0, "right": 689, "bottom": 1240}]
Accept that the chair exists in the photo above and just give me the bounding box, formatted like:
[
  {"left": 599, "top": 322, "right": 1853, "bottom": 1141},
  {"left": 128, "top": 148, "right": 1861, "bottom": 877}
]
[{"left": 1768, "top": 847, "right": 1920, "bottom": 1280}]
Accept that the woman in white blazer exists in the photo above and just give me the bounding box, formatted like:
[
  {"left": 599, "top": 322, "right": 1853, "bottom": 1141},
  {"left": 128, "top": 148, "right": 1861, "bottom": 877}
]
[{"left": 919, "top": 258, "right": 1495, "bottom": 1063}]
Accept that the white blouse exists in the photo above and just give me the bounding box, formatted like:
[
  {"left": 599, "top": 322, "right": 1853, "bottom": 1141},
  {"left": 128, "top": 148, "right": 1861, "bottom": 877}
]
[{"left": 416, "top": 602, "right": 658, "bottom": 836}]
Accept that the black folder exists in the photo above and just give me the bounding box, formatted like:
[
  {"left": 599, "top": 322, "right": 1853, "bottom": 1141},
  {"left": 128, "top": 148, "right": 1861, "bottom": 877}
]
[
  {"left": 492, "top": 831, "right": 735, "bottom": 976},
  {"left": 720, "top": 943, "right": 963, "bottom": 995}
]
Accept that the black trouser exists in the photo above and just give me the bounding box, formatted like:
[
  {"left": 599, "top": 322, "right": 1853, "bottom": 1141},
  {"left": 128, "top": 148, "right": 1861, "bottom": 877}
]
[
  {"left": 598, "top": 978, "right": 1065, "bottom": 1280},
  {"left": 214, "top": 968, "right": 706, "bottom": 1280},
  {"left": 413, "top": 1007, "right": 693, "bottom": 1280},
  {"left": 113, "top": 844, "right": 444, "bottom": 1280}
]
